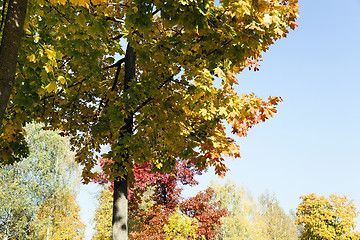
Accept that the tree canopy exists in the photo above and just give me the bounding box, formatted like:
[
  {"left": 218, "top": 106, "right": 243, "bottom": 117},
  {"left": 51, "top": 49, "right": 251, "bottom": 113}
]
[
  {"left": 1, "top": 0, "right": 298, "bottom": 179},
  {"left": 0, "top": 122, "right": 85, "bottom": 239},
  {"left": 296, "top": 193, "right": 360, "bottom": 240},
  {"left": 1, "top": 0, "right": 299, "bottom": 238}
]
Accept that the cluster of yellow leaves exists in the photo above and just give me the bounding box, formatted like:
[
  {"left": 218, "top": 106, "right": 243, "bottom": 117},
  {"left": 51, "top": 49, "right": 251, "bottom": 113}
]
[
  {"left": 49, "top": 0, "right": 107, "bottom": 7},
  {"left": 296, "top": 193, "right": 360, "bottom": 240},
  {"left": 163, "top": 208, "right": 198, "bottom": 240}
]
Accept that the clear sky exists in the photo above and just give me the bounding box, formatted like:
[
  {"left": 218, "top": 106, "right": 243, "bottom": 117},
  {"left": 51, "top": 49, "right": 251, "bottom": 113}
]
[{"left": 78, "top": 0, "right": 360, "bottom": 238}]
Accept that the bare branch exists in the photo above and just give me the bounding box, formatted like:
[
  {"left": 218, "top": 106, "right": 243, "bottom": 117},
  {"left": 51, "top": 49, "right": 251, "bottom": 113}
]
[{"left": 103, "top": 58, "right": 125, "bottom": 70}]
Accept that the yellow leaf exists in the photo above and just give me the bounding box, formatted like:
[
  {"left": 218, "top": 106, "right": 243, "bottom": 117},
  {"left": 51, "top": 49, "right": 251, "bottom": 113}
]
[
  {"left": 262, "top": 14, "right": 272, "bottom": 27},
  {"left": 58, "top": 76, "right": 66, "bottom": 84},
  {"left": 219, "top": 107, "right": 227, "bottom": 116},
  {"left": 38, "top": 88, "right": 45, "bottom": 97},
  {"left": 34, "top": 35, "right": 40, "bottom": 43},
  {"left": 28, "top": 54, "right": 36, "bottom": 63},
  {"left": 45, "top": 49, "right": 56, "bottom": 60},
  {"left": 91, "top": 0, "right": 103, "bottom": 4},
  {"left": 45, "top": 81, "right": 57, "bottom": 93},
  {"left": 71, "top": 0, "right": 88, "bottom": 7},
  {"left": 44, "top": 65, "right": 52, "bottom": 73},
  {"left": 132, "top": 6, "right": 138, "bottom": 13}
]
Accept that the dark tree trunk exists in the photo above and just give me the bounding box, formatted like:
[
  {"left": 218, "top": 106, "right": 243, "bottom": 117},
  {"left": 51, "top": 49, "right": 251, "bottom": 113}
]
[
  {"left": 0, "top": 0, "right": 28, "bottom": 127},
  {"left": 112, "top": 44, "right": 136, "bottom": 240}
]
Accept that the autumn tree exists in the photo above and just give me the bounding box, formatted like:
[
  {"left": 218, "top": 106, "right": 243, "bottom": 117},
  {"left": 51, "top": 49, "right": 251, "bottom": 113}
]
[
  {"left": 93, "top": 158, "right": 226, "bottom": 239},
  {"left": 32, "top": 191, "right": 85, "bottom": 240},
  {"left": 259, "top": 192, "right": 298, "bottom": 240},
  {"left": 1, "top": 0, "right": 299, "bottom": 238},
  {"left": 0, "top": 122, "right": 85, "bottom": 239},
  {"left": 212, "top": 180, "right": 298, "bottom": 240},
  {"left": 296, "top": 193, "right": 360, "bottom": 240},
  {"left": 212, "top": 180, "right": 265, "bottom": 239},
  {"left": 93, "top": 189, "right": 113, "bottom": 240}
]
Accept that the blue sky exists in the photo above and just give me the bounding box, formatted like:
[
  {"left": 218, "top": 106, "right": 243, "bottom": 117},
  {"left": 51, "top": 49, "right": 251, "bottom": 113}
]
[{"left": 79, "top": 0, "right": 360, "bottom": 238}]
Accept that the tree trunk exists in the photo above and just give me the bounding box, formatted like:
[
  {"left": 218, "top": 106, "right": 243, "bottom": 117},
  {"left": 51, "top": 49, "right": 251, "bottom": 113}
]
[
  {"left": 0, "top": 0, "right": 28, "bottom": 127},
  {"left": 112, "top": 44, "right": 136, "bottom": 240},
  {"left": 112, "top": 177, "right": 128, "bottom": 239}
]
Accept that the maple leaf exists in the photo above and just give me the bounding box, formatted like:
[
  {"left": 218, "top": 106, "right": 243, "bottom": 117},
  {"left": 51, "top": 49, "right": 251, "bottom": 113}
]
[{"left": 290, "top": 21, "right": 299, "bottom": 30}]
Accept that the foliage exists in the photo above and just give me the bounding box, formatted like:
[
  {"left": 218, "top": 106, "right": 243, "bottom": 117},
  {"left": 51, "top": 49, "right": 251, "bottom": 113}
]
[
  {"left": 130, "top": 187, "right": 225, "bottom": 240},
  {"left": 93, "top": 159, "right": 226, "bottom": 239},
  {"left": 164, "top": 208, "right": 198, "bottom": 240},
  {"left": 296, "top": 193, "right": 360, "bottom": 240},
  {"left": 1, "top": 0, "right": 298, "bottom": 182},
  {"left": 1, "top": 0, "right": 298, "bottom": 238},
  {"left": 259, "top": 192, "right": 298, "bottom": 240},
  {"left": 0, "top": 122, "right": 84, "bottom": 239},
  {"left": 180, "top": 188, "right": 227, "bottom": 239},
  {"left": 93, "top": 158, "right": 200, "bottom": 209},
  {"left": 212, "top": 180, "right": 264, "bottom": 239},
  {"left": 212, "top": 180, "right": 298, "bottom": 240},
  {"left": 92, "top": 189, "right": 113, "bottom": 240},
  {"left": 32, "top": 191, "right": 85, "bottom": 240}
]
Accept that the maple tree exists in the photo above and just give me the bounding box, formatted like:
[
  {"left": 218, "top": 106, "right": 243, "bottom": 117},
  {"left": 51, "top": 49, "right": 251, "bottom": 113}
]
[
  {"left": 129, "top": 187, "right": 226, "bottom": 240},
  {"left": 1, "top": 0, "right": 299, "bottom": 238},
  {"left": 0, "top": 0, "right": 106, "bottom": 127},
  {"left": 296, "top": 193, "right": 360, "bottom": 240},
  {"left": 93, "top": 158, "right": 226, "bottom": 239}
]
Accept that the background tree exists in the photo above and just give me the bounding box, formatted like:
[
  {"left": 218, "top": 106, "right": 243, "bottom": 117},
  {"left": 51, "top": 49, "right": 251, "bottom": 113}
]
[
  {"left": 296, "top": 193, "right": 360, "bottom": 240},
  {"left": 0, "top": 122, "right": 85, "bottom": 239},
  {"left": 212, "top": 180, "right": 298, "bottom": 240},
  {"left": 259, "top": 192, "right": 298, "bottom": 240},
  {"left": 92, "top": 189, "right": 113, "bottom": 240},
  {"left": 92, "top": 158, "right": 226, "bottom": 239},
  {"left": 212, "top": 180, "right": 264, "bottom": 239},
  {"left": 180, "top": 188, "right": 227, "bottom": 239},
  {"left": 1, "top": 0, "right": 299, "bottom": 238},
  {"left": 32, "top": 191, "right": 85, "bottom": 240}
]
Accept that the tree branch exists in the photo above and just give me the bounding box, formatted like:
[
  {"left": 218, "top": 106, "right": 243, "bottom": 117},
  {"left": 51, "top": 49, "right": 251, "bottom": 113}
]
[
  {"left": 111, "top": 34, "right": 124, "bottom": 41},
  {"left": 103, "top": 57, "right": 125, "bottom": 70},
  {"left": 40, "top": 77, "right": 87, "bottom": 101},
  {"left": 133, "top": 75, "right": 174, "bottom": 114},
  {"left": 0, "top": 0, "right": 8, "bottom": 31},
  {"left": 105, "top": 16, "right": 124, "bottom": 24}
]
